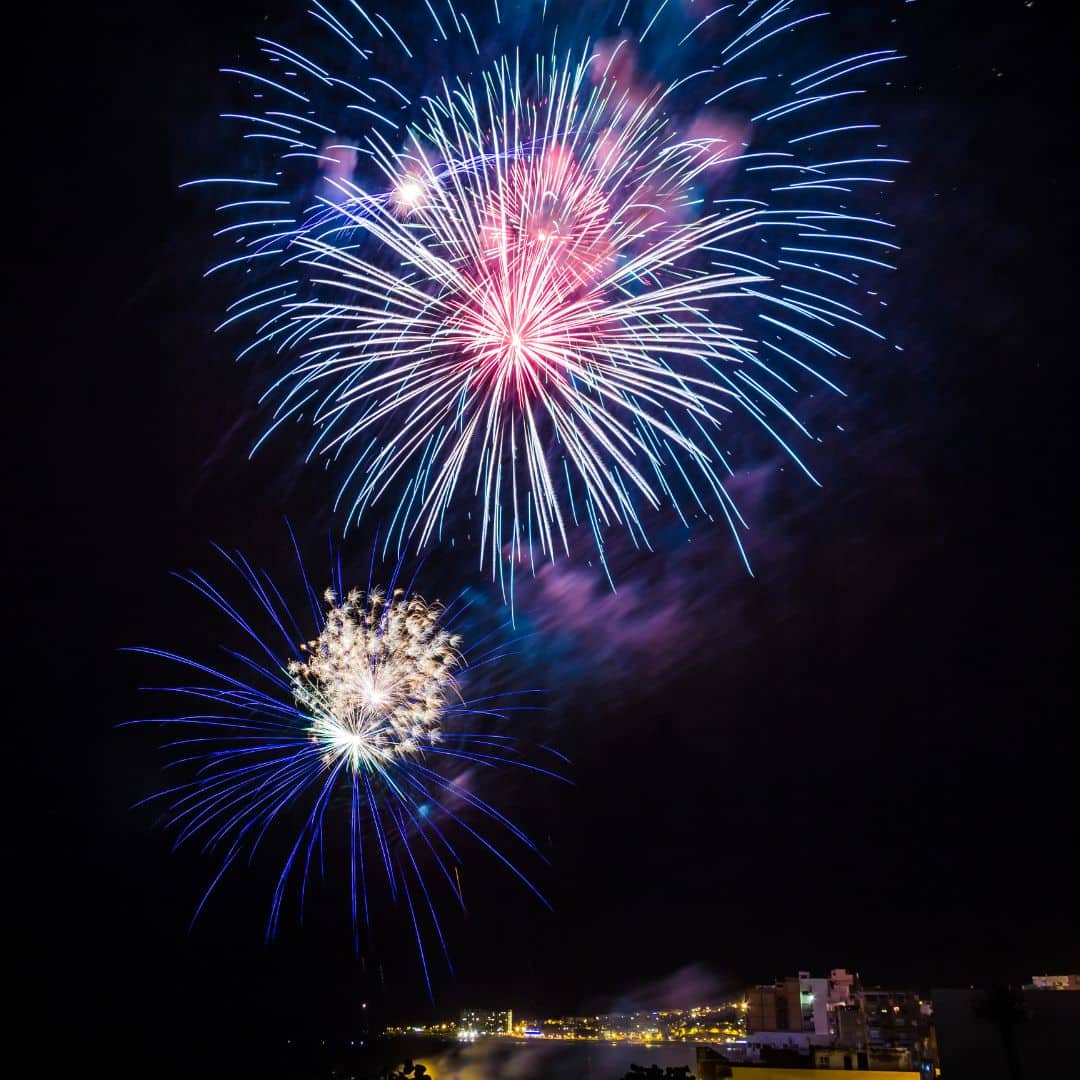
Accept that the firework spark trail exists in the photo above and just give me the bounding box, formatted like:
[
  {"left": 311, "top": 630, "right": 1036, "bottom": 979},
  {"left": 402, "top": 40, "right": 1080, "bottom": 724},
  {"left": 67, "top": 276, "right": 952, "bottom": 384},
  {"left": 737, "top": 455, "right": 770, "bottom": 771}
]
[
  {"left": 193, "top": 1, "right": 904, "bottom": 585},
  {"left": 125, "top": 535, "right": 562, "bottom": 993}
]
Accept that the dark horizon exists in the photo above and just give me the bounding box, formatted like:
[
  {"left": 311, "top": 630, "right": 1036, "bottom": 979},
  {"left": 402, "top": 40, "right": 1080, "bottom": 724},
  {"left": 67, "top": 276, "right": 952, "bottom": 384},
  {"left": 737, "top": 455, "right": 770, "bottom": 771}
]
[{"left": 26, "top": 0, "right": 1076, "bottom": 1074}]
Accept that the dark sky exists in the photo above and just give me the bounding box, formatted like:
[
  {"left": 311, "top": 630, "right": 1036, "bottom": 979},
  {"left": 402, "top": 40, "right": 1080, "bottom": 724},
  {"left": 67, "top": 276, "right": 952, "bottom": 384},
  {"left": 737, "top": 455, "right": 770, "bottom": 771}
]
[{"left": 28, "top": 0, "right": 1076, "bottom": 1074}]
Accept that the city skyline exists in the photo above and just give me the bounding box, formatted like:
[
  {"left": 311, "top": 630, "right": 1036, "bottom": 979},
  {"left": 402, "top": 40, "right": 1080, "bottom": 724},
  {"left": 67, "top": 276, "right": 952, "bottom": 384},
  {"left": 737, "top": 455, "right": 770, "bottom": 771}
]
[{"left": 381, "top": 968, "right": 1078, "bottom": 1075}]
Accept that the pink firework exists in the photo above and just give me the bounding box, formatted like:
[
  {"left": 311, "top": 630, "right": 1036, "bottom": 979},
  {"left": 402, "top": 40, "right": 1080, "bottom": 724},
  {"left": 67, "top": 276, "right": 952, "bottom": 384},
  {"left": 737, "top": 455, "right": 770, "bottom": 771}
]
[
  {"left": 293, "top": 51, "right": 758, "bottom": 568},
  {"left": 482, "top": 143, "right": 615, "bottom": 291},
  {"left": 200, "top": 5, "right": 904, "bottom": 578}
]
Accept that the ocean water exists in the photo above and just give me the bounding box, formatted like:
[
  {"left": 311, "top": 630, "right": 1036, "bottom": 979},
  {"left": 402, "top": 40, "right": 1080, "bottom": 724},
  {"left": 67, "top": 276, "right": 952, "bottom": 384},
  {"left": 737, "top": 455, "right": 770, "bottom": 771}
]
[
  {"left": 405, "top": 1037, "right": 695, "bottom": 1078},
  {"left": 397, "top": 1038, "right": 920, "bottom": 1079}
]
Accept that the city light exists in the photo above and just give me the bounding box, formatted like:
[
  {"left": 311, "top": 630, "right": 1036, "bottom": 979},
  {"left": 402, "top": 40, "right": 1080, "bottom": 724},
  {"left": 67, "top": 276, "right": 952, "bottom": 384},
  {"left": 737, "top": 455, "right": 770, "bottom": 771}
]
[
  {"left": 385, "top": 1001, "right": 748, "bottom": 1046},
  {"left": 379, "top": 966, "right": 992, "bottom": 1074}
]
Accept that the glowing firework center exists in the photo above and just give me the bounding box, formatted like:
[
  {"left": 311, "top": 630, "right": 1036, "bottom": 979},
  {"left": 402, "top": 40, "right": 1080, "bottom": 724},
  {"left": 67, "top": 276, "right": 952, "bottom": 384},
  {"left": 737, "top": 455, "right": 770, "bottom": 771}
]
[
  {"left": 291, "top": 54, "right": 760, "bottom": 562},
  {"left": 289, "top": 589, "right": 462, "bottom": 770},
  {"left": 396, "top": 72, "right": 737, "bottom": 401}
]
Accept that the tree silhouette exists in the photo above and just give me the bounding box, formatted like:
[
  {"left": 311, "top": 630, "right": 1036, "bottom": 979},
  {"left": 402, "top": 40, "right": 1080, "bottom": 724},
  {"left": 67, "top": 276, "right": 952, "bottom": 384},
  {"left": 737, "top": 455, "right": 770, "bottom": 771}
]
[
  {"left": 619, "top": 1066, "right": 694, "bottom": 1080},
  {"left": 974, "top": 984, "right": 1029, "bottom": 1080},
  {"left": 379, "top": 1061, "right": 429, "bottom": 1080}
]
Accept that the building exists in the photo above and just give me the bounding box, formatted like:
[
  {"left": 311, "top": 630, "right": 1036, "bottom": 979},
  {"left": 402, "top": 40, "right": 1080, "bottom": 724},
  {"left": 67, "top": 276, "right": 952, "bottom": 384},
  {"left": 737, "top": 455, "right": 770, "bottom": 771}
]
[
  {"left": 747, "top": 971, "right": 830, "bottom": 1040},
  {"left": 812, "top": 1046, "right": 872, "bottom": 1071},
  {"left": 746, "top": 984, "right": 787, "bottom": 1033},
  {"left": 855, "top": 987, "right": 933, "bottom": 1070},
  {"left": 745, "top": 968, "right": 936, "bottom": 1071},
  {"left": 695, "top": 1045, "right": 738, "bottom": 1079},
  {"left": 827, "top": 968, "right": 859, "bottom": 1008},
  {"left": 858, "top": 989, "right": 926, "bottom": 1049},
  {"left": 459, "top": 1008, "right": 512, "bottom": 1035},
  {"left": 798, "top": 972, "right": 831, "bottom": 1036},
  {"left": 832, "top": 1003, "right": 868, "bottom": 1048},
  {"left": 1029, "top": 973, "right": 1080, "bottom": 991}
]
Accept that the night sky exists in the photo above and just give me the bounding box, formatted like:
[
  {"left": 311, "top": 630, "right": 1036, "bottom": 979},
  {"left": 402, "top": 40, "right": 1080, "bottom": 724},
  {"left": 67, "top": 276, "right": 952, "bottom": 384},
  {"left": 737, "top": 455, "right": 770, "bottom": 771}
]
[{"left": 29, "top": 0, "right": 1076, "bottom": 1074}]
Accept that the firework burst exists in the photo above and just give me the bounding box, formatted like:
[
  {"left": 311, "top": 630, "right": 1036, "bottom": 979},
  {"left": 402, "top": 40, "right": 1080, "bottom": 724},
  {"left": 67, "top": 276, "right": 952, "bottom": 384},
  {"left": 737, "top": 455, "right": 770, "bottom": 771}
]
[
  {"left": 194, "top": 1, "right": 904, "bottom": 582},
  {"left": 126, "top": 535, "right": 561, "bottom": 992},
  {"left": 292, "top": 587, "right": 461, "bottom": 763}
]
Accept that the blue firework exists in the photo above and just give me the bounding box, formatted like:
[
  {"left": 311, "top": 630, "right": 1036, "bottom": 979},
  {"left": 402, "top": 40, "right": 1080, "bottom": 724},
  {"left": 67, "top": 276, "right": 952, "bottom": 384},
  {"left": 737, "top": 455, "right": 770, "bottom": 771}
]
[
  {"left": 190, "top": 0, "right": 905, "bottom": 583},
  {"left": 125, "top": 531, "right": 563, "bottom": 993}
]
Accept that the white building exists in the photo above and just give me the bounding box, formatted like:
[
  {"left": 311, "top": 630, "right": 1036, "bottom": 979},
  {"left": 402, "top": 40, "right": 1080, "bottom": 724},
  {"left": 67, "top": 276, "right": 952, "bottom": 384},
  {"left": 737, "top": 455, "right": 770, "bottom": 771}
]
[{"left": 796, "top": 971, "right": 830, "bottom": 1037}]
